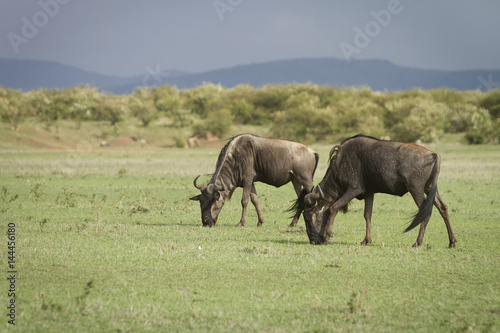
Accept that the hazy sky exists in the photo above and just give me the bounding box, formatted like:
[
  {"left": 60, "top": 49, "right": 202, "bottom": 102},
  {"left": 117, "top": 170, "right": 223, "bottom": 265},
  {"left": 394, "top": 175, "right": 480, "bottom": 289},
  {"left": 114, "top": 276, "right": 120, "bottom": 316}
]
[{"left": 1, "top": 0, "right": 499, "bottom": 77}]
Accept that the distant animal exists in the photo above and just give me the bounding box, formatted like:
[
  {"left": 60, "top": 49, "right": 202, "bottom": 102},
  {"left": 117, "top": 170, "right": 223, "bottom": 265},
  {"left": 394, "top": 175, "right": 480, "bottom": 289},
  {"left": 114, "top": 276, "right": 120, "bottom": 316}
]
[
  {"left": 297, "top": 134, "right": 457, "bottom": 248},
  {"left": 190, "top": 134, "right": 319, "bottom": 228}
]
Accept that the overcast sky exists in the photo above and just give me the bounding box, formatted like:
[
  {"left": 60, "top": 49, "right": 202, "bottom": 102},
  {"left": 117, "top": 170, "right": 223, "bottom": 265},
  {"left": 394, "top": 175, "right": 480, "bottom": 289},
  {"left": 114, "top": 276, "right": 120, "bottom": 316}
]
[{"left": 1, "top": 0, "right": 499, "bottom": 77}]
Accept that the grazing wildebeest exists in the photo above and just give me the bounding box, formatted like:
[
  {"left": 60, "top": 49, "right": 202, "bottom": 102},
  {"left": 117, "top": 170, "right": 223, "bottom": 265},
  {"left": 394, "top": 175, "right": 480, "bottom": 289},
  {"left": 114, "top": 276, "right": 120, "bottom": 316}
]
[
  {"left": 190, "top": 134, "right": 319, "bottom": 228},
  {"left": 298, "top": 134, "right": 457, "bottom": 248}
]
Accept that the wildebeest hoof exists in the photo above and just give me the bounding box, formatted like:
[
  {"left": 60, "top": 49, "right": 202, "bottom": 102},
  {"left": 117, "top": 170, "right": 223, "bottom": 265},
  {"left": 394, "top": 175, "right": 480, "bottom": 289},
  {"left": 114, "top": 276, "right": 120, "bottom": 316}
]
[
  {"left": 235, "top": 222, "right": 245, "bottom": 227},
  {"left": 288, "top": 222, "right": 297, "bottom": 228},
  {"left": 257, "top": 221, "right": 264, "bottom": 227}
]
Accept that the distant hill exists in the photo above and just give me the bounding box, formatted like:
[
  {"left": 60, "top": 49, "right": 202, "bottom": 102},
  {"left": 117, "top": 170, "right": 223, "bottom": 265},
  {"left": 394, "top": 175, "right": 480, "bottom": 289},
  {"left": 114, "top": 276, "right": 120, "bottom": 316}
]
[
  {"left": 0, "top": 58, "right": 188, "bottom": 93},
  {"left": 1, "top": 57, "right": 499, "bottom": 94},
  {"left": 0, "top": 58, "right": 132, "bottom": 92}
]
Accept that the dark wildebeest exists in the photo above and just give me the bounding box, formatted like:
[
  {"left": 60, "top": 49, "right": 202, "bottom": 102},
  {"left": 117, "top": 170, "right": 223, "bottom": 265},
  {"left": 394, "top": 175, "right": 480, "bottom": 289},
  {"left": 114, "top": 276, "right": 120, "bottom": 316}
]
[
  {"left": 190, "top": 134, "right": 319, "bottom": 228},
  {"left": 298, "top": 134, "right": 457, "bottom": 248}
]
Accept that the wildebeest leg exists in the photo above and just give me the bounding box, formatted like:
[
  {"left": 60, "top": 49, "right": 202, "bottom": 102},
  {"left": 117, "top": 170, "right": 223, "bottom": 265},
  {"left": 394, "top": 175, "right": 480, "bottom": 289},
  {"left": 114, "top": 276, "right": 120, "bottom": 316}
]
[
  {"left": 250, "top": 184, "right": 265, "bottom": 227},
  {"left": 291, "top": 178, "right": 303, "bottom": 197},
  {"left": 236, "top": 181, "right": 252, "bottom": 227},
  {"left": 409, "top": 190, "right": 428, "bottom": 247},
  {"left": 324, "top": 208, "right": 338, "bottom": 240},
  {"left": 288, "top": 179, "right": 304, "bottom": 227},
  {"left": 434, "top": 191, "right": 457, "bottom": 248},
  {"left": 361, "top": 194, "right": 374, "bottom": 245},
  {"left": 320, "top": 189, "right": 361, "bottom": 243}
]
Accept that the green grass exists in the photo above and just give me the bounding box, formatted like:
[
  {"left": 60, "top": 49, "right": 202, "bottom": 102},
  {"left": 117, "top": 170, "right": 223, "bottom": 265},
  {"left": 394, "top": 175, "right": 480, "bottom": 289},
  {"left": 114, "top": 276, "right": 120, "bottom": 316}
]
[{"left": 0, "top": 144, "right": 499, "bottom": 332}]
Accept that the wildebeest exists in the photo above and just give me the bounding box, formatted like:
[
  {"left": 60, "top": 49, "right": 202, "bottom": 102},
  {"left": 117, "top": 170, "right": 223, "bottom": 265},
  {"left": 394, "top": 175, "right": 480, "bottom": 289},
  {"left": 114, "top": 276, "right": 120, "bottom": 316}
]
[
  {"left": 298, "top": 134, "right": 457, "bottom": 248},
  {"left": 190, "top": 134, "right": 319, "bottom": 228}
]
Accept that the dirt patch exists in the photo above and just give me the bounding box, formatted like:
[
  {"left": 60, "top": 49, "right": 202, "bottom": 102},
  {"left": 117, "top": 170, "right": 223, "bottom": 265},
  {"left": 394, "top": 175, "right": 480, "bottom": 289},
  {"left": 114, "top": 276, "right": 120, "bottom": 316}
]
[{"left": 110, "top": 137, "right": 147, "bottom": 148}]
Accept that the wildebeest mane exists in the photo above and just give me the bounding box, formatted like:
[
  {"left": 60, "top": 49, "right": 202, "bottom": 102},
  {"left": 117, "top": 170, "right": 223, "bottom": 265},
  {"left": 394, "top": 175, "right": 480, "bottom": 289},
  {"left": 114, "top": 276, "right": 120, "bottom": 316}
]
[
  {"left": 340, "top": 133, "right": 379, "bottom": 145},
  {"left": 211, "top": 134, "right": 258, "bottom": 184},
  {"left": 328, "top": 145, "right": 340, "bottom": 165},
  {"left": 211, "top": 135, "right": 238, "bottom": 183},
  {"left": 328, "top": 135, "right": 378, "bottom": 166}
]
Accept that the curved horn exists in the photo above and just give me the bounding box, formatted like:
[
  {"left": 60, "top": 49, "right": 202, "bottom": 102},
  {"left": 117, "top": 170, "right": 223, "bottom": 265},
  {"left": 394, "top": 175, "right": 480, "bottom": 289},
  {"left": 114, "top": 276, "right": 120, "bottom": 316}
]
[
  {"left": 305, "top": 185, "right": 324, "bottom": 205},
  {"left": 317, "top": 185, "right": 325, "bottom": 199},
  {"left": 193, "top": 175, "right": 202, "bottom": 189}
]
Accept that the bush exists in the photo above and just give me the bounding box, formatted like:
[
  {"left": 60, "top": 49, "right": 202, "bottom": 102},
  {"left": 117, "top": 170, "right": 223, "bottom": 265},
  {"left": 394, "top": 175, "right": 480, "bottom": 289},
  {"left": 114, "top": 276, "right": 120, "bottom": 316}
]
[
  {"left": 182, "top": 84, "right": 226, "bottom": 118},
  {"left": 466, "top": 107, "right": 494, "bottom": 142},
  {"left": 252, "top": 84, "right": 290, "bottom": 114},
  {"left": 0, "top": 88, "right": 26, "bottom": 129},
  {"left": 230, "top": 98, "right": 263, "bottom": 125},
  {"left": 152, "top": 86, "right": 180, "bottom": 113},
  {"left": 480, "top": 89, "right": 500, "bottom": 119},
  {"left": 2, "top": 84, "right": 499, "bottom": 145},
  {"left": 388, "top": 99, "right": 450, "bottom": 143},
  {"left": 337, "top": 97, "right": 386, "bottom": 137},
  {"left": 94, "top": 94, "right": 128, "bottom": 126},
  {"left": 193, "top": 108, "right": 233, "bottom": 138},
  {"left": 129, "top": 88, "right": 158, "bottom": 127},
  {"left": 464, "top": 133, "right": 485, "bottom": 144},
  {"left": 270, "top": 92, "right": 335, "bottom": 143}
]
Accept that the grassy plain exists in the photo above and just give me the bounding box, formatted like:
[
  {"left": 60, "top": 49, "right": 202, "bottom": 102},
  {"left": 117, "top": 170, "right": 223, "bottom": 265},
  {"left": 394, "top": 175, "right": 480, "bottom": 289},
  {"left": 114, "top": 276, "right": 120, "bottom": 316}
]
[{"left": 0, "top": 143, "right": 499, "bottom": 332}]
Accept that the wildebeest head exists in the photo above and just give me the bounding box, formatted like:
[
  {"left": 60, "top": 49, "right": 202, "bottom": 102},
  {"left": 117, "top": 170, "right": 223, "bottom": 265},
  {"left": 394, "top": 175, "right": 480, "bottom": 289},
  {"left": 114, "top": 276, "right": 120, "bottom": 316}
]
[
  {"left": 190, "top": 175, "right": 226, "bottom": 227},
  {"left": 303, "top": 185, "right": 334, "bottom": 244}
]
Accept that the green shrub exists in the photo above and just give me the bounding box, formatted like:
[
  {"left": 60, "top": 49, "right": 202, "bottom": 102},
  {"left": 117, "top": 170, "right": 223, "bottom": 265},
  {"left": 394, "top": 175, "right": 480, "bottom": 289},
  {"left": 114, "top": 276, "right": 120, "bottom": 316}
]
[
  {"left": 467, "top": 107, "right": 494, "bottom": 143},
  {"left": 480, "top": 89, "right": 500, "bottom": 119},
  {"left": 193, "top": 108, "right": 233, "bottom": 138},
  {"left": 230, "top": 98, "right": 264, "bottom": 125},
  {"left": 337, "top": 97, "right": 386, "bottom": 137},
  {"left": 388, "top": 99, "right": 450, "bottom": 143},
  {"left": 270, "top": 92, "right": 335, "bottom": 143},
  {"left": 464, "top": 133, "right": 485, "bottom": 144},
  {"left": 129, "top": 88, "right": 158, "bottom": 127},
  {"left": 94, "top": 94, "right": 127, "bottom": 126},
  {"left": 152, "top": 86, "right": 180, "bottom": 113},
  {"left": 2, "top": 84, "right": 499, "bottom": 145},
  {"left": 0, "top": 88, "right": 25, "bottom": 129},
  {"left": 252, "top": 84, "right": 290, "bottom": 114},
  {"left": 182, "top": 84, "right": 226, "bottom": 118}
]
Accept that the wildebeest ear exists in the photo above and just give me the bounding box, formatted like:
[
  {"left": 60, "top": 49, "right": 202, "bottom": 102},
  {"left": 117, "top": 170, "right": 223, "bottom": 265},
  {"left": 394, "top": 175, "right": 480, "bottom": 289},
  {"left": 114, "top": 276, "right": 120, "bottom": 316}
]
[{"left": 190, "top": 195, "right": 202, "bottom": 201}]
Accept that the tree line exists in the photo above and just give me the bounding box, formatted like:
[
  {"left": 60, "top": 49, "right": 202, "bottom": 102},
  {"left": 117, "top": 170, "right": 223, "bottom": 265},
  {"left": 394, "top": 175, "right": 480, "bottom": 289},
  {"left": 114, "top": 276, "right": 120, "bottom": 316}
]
[{"left": 1, "top": 83, "right": 499, "bottom": 144}]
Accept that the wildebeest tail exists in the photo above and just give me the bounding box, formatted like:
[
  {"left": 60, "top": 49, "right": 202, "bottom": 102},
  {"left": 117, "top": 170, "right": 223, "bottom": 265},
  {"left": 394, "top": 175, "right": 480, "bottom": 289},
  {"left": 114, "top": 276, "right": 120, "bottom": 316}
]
[
  {"left": 313, "top": 152, "right": 320, "bottom": 176},
  {"left": 288, "top": 152, "right": 318, "bottom": 217},
  {"left": 404, "top": 155, "right": 439, "bottom": 233},
  {"left": 288, "top": 189, "right": 307, "bottom": 217}
]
